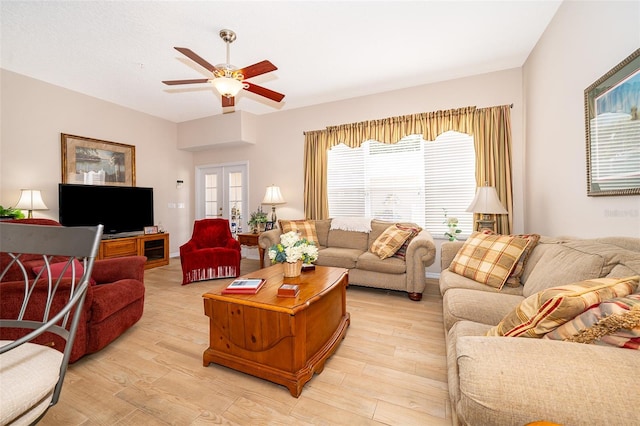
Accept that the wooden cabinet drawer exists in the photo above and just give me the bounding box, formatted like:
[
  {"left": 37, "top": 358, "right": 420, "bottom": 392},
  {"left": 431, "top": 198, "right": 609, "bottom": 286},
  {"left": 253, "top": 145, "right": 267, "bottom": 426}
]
[{"left": 100, "top": 238, "right": 138, "bottom": 258}]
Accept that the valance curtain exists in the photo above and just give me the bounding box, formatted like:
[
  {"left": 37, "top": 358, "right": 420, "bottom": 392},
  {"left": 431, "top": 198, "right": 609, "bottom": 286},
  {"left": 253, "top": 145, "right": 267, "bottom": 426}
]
[{"left": 303, "top": 104, "right": 513, "bottom": 234}]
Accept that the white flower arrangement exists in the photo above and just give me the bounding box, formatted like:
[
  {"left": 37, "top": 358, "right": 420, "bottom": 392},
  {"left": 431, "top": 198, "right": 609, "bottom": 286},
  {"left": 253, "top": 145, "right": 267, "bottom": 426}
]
[
  {"left": 268, "top": 231, "right": 319, "bottom": 264},
  {"left": 443, "top": 210, "right": 462, "bottom": 241}
]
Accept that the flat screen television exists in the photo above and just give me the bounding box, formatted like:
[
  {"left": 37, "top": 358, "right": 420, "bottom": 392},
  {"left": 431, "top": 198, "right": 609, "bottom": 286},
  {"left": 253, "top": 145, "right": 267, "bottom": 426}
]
[{"left": 59, "top": 183, "right": 154, "bottom": 236}]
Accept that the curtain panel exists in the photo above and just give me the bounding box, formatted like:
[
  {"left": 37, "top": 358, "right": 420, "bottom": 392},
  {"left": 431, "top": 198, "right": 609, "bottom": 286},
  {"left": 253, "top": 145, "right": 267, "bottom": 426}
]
[{"left": 303, "top": 104, "right": 513, "bottom": 234}]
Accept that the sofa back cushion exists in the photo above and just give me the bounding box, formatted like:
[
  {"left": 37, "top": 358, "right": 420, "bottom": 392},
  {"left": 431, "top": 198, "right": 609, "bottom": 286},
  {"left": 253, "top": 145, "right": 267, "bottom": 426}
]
[
  {"left": 314, "top": 219, "right": 332, "bottom": 247},
  {"left": 523, "top": 241, "right": 630, "bottom": 298},
  {"left": 327, "top": 229, "right": 368, "bottom": 251}
]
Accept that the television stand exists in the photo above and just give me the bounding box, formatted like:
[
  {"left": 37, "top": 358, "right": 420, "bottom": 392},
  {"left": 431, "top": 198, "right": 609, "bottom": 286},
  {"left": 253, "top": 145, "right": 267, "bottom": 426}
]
[{"left": 99, "top": 233, "right": 169, "bottom": 269}]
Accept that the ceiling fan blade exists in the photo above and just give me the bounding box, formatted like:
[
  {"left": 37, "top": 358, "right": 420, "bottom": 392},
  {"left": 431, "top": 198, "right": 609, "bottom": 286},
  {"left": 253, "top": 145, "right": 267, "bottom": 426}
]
[
  {"left": 162, "top": 78, "right": 209, "bottom": 86},
  {"left": 238, "top": 60, "right": 278, "bottom": 80},
  {"left": 243, "top": 82, "right": 285, "bottom": 102},
  {"left": 222, "top": 96, "right": 235, "bottom": 107},
  {"left": 174, "top": 47, "right": 218, "bottom": 73}
]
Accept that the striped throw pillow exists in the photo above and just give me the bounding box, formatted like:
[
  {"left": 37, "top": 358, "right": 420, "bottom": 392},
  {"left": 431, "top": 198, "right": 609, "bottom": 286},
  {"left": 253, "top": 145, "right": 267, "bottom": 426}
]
[
  {"left": 449, "top": 232, "right": 530, "bottom": 289},
  {"left": 486, "top": 276, "right": 639, "bottom": 338},
  {"left": 544, "top": 293, "right": 640, "bottom": 349}
]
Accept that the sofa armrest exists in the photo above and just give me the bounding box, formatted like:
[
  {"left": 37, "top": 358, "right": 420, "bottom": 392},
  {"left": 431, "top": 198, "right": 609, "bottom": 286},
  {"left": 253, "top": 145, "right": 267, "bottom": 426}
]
[
  {"left": 405, "top": 230, "right": 436, "bottom": 294},
  {"left": 441, "top": 241, "right": 464, "bottom": 270},
  {"left": 455, "top": 336, "right": 639, "bottom": 425},
  {"left": 259, "top": 229, "right": 282, "bottom": 250},
  {"left": 91, "top": 256, "right": 146, "bottom": 284}
]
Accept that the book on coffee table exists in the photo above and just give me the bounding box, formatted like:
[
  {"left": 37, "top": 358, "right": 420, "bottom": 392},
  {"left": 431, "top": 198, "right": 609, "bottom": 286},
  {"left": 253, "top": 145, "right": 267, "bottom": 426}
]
[
  {"left": 277, "top": 284, "right": 300, "bottom": 298},
  {"left": 222, "top": 278, "right": 266, "bottom": 294}
]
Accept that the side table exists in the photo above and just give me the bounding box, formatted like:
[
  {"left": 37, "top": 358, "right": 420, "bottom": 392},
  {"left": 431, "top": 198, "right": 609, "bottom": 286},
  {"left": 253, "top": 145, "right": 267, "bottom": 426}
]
[{"left": 236, "top": 232, "right": 265, "bottom": 268}]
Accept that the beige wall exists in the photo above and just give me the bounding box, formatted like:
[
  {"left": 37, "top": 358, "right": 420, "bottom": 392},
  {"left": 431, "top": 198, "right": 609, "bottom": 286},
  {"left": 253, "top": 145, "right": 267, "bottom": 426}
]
[
  {"left": 0, "top": 70, "right": 193, "bottom": 254},
  {"left": 186, "top": 69, "right": 523, "bottom": 273},
  {"left": 524, "top": 0, "right": 640, "bottom": 238}
]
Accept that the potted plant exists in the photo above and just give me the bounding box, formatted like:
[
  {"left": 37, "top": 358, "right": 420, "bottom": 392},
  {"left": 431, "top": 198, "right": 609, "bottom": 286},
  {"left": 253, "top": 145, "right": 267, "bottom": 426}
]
[
  {"left": 0, "top": 205, "right": 25, "bottom": 220},
  {"left": 248, "top": 207, "right": 268, "bottom": 233}
]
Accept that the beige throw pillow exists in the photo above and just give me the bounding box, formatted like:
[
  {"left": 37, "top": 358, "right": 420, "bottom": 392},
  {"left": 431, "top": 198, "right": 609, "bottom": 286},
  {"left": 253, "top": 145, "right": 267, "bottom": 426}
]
[
  {"left": 370, "top": 225, "right": 412, "bottom": 260},
  {"left": 449, "top": 232, "right": 530, "bottom": 289},
  {"left": 486, "top": 276, "right": 639, "bottom": 338}
]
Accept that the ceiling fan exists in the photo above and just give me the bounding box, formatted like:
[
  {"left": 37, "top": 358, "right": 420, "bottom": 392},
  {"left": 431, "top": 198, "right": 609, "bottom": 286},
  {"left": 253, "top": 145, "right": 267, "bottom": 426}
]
[{"left": 162, "top": 29, "right": 285, "bottom": 108}]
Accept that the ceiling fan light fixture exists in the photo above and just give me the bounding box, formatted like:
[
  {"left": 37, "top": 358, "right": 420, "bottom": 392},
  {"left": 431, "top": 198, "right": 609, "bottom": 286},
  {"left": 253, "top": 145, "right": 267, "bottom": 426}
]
[{"left": 210, "top": 76, "right": 243, "bottom": 98}]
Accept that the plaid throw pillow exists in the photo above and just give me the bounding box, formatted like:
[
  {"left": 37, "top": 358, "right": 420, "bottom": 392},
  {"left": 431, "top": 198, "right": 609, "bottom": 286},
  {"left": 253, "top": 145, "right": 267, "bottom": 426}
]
[
  {"left": 486, "top": 276, "right": 639, "bottom": 338},
  {"left": 449, "top": 231, "right": 530, "bottom": 289},
  {"left": 370, "top": 225, "right": 412, "bottom": 260},
  {"left": 279, "top": 220, "right": 319, "bottom": 246},
  {"left": 482, "top": 230, "right": 541, "bottom": 287},
  {"left": 392, "top": 224, "right": 422, "bottom": 260}
]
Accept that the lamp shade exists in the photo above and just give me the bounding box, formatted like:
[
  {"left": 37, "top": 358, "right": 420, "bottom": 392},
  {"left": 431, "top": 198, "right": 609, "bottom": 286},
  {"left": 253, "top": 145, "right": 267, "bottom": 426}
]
[
  {"left": 211, "top": 77, "right": 243, "bottom": 98},
  {"left": 262, "top": 186, "right": 286, "bottom": 205},
  {"left": 15, "top": 189, "right": 48, "bottom": 218},
  {"left": 466, "top": 185, "right": 507, "bottom": 214}
]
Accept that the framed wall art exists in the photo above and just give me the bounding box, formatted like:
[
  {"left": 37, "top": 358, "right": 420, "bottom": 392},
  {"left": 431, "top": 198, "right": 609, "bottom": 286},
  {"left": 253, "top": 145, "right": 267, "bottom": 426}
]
[
  {"left": 61, "top": 133, "right": 136, "bottom": 186},
  {"left": 585, "top": 48, "right": 640, "bottom": 196}
]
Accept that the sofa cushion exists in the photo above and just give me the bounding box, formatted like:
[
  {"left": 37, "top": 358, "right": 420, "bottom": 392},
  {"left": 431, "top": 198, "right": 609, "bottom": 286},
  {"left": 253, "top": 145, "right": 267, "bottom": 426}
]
[
  {"left": 370, "top": 225, "right": 412, "bottom": 259},
  {"left": 356, "top": 251, "right": 406, "bottom": 274},
  {"left": 522, "top": 242, "right": 621, "bottom": 297},
  {"left": 327, "top": 229, "right": 369, "bottom": 251},
  {"left": 449, "top": 232, "right": 530, "bottom": 289},
  {"left": 392, "top": 224, "right": 422, "bottom": 260},
  {"left": 279, "top": 220, "right": 319, "bottom": 247},
  {"left": 439, "top": 269, "right": 524, "bottom": 296},
  {"left": 544, "top": 294, "right": 640, "bottom": 349},
  {"left": 316, "top": 247, "right": 362, "bottom": 269},
  {"left": 486, "top": 276, "right": 639, "bottom": 338},
  {"left": 443, "top": 287, "right": 524, "bottom": 331},
  {"left": 455, "top": 336, "right": 640, "bottom": 426}
]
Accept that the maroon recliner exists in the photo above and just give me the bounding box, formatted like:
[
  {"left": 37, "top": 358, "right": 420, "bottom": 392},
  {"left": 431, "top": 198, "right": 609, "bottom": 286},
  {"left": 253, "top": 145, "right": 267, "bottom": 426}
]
[
  {"left": 180, "top": 219, "right": 241, "bottom": 285},
  {"left": 0, "top": 218, "right": 146, "bottom": 363}
]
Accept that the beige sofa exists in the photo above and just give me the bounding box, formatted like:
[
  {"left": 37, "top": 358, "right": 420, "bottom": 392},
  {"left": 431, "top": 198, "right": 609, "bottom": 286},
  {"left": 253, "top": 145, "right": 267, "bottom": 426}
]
[
  {"left": 259, "top": 219, "right": 436, "bottom": 300},
  {"left": 439, "top": 235, "right": 640, "bottom": 426}
]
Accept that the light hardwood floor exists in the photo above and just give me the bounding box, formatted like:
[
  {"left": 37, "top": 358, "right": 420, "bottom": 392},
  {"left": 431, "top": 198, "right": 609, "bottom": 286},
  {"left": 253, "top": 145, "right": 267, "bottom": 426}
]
[{"left": 41, "top": 258, "right": 452, "bottom": 425}]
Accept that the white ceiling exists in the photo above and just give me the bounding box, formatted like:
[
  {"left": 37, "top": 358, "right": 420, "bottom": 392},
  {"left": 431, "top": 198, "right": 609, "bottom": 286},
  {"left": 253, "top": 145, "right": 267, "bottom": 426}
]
[{"left": 1, "top": 1, "right": 562, "bottom": 123}]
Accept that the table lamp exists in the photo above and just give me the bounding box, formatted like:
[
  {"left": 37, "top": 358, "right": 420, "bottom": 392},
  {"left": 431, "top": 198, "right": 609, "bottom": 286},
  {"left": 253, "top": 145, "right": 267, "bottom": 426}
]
[
  {"left": 262, "top": 185, "right": 285, "bottom": 223},
  {"left": 466, "top": 183, "right": 507, "bottom": 232},
  {"left": 15, "top": 189, "right": 48, "bottom": 218}
]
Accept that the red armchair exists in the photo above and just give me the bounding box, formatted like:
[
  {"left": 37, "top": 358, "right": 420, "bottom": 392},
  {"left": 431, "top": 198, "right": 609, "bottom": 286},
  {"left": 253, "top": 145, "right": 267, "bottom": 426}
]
[
  {"left": 180, "top": 219, "right": 241, "bottom": 285},
  {"left": 0, "top": 219, "right": 146, "bottom": 363}
]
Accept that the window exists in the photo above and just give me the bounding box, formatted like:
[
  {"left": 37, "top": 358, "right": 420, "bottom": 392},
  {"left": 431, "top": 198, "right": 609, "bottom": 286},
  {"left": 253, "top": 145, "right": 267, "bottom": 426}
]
[{"left": 327, "top": 131, "right": 476, "bottom": 238}]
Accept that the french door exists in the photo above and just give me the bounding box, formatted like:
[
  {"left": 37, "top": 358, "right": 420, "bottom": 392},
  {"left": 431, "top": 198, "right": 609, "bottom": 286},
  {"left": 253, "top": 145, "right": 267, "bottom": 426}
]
[{"left": 195, "top": 162, "right": 248, "bottom": 234}]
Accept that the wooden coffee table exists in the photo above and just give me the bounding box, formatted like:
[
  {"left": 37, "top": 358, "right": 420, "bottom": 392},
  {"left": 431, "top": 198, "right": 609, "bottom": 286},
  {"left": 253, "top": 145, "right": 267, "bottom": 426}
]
[{"left": 202, "top": 264, "right": 350, "bottom": 397}]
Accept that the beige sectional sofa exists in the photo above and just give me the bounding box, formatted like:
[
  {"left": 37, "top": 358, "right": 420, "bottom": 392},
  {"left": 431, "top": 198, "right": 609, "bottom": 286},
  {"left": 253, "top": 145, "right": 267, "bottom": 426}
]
[
  {"left": 259, "top": 218, "right": 436, "bottom": 300},
  {"left": 440, "top": 235, "right": 640, "bottom": 425}
]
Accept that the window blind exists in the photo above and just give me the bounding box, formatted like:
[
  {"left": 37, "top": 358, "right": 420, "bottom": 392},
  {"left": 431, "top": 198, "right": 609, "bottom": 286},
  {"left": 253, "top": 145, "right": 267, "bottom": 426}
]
[{"left": 327, "top": 131, "right": 476, "bottom": 239}]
